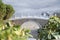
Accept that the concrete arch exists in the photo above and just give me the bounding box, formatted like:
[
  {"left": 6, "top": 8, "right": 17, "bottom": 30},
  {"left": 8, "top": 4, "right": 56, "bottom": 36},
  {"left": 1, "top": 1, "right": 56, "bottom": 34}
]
[
  {"left": 12, "top": 19, "right": 48, "bottom": 39},
  {"left": 21, "top": 20, "right": 42, "bottom": 39},
  {"left": 21, "top": 20, "right": 41, "bottom": 30},
  {"left": 12, "top": 19, "right": 48, "bottom": 27}
]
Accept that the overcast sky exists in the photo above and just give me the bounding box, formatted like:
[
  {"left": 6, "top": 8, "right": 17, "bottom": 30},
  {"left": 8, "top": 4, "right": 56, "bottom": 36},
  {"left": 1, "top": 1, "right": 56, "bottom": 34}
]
[{"left": 3, "top": 0, "right": 60, "bottom": 17}]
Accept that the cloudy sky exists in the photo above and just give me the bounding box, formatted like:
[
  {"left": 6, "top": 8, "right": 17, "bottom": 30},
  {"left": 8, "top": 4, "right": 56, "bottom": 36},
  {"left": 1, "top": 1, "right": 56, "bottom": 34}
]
[{"left": 3, "top": 0, "right": 60, "bottom": 18}]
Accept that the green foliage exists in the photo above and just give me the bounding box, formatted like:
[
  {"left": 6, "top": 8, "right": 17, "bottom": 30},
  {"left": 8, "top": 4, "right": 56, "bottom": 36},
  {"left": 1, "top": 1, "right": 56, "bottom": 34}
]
[
  {"left": 3, "top": 4, "right": 15, "bottom": 20},
  {"left": 0, "top": 1, "right": 6, "bottom": 20},
  {"left": 0, "top": 20, "right": 31, "bottom": 40},
  {"left": 0, "top": 0, "right": 15, "bottom": 20},
  {"left": 0, "top": 0, "right": 2, "bottom": 3},
  {"left": 38, "top": 16, "right": 60, "bottom": 40},
  {"left": 0, "top": 0, "right": 31, "bottom": 40}
]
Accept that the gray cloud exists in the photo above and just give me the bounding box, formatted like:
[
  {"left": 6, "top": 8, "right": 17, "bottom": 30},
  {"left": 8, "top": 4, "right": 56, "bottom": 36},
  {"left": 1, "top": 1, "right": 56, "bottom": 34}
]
[{"left": 3, "top": 0, "right": 60, "bottom": 18}]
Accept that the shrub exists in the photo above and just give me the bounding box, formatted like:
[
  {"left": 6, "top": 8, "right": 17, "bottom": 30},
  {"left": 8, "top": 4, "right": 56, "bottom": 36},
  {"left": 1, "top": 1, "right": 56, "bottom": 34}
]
[
  {"left": 0, "top": 21, "right": 31, "bottom": 40},
  {"left": 38, "top": 16, "right": 60, "bottom": 40},
  {"left": 0, "top": 0, "right": 32, "bottom": 40}
]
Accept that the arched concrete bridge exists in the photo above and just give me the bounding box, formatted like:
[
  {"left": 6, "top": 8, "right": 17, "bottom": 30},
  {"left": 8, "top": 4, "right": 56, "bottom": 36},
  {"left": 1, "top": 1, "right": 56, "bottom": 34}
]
[
  {"left": 12, "top": 18, "right": 48, "bottom": 26},
  {"left": 12, "top": 18, "right": 48, "bottom": 39}
]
